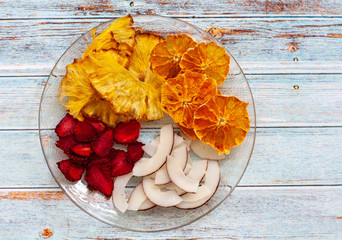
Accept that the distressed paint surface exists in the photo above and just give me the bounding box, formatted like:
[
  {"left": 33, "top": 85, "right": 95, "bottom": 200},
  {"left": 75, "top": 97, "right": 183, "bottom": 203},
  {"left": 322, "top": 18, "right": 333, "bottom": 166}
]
[
  {"left": 1, "top": 0, "right": 342, "bottom": 18},
  {"left": 1, "top": 19, "right": 342, "bottom": 75},
  {"left": 1, "top": 128, "right": 341, "bottom": 188},
  {"left": 1, "top": 75, "right": 342, "bottom": 129},
  {"left": 0, "top": 187, "right": 341, "bottom": 239},
  {"left": 1, "top": 0, "right": 342, "bottom": 238}
]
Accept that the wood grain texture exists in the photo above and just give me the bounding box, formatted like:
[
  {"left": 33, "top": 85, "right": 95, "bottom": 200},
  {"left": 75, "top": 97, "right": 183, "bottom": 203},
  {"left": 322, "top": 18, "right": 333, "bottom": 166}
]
[
  {"left": 1, "top": 127, "right": 341, "bottom": 188},
  {"left": 1, "top": 0, "right": 342, "bottom": 19},
  {"left": 0, "top": 186, "right": 341, "bottom": 239},
  {"left": 1, "top": 18, "right": 342, "bottom": 75},
  {"left": 1, "top": 74, "right": 341, "bottom": 130}
]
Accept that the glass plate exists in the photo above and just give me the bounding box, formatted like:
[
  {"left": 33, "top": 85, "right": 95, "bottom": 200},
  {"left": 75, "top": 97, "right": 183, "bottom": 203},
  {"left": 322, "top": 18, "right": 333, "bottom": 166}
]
[{"left": 39, "top": 15, "right": 256, "bottom": 232}]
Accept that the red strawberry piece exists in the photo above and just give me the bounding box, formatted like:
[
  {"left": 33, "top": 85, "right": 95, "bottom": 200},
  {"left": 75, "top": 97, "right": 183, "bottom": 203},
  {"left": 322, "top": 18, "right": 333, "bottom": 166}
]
[
  {"left": 111, "top": 150, "right": 133, "bottom": 177},
  {"left": 66, "top": 151, "right": 88, "bottom": 165},
  {"left": 56, "top": 135, "right": 78, "bottom": 154},
  {"left": 57, "top": 159, "right": 84, "bottom": 182},
  {"left": 114, "top": 120, "right": 141, "bottom": 144},
  {"left": 127, "top": 142, "right": 145, "bottom": 164},
  {"left": 74, "top": 121, "right": 97, "bottom": 143},
  {"left": 55, "top": 113, "right": 78, "bottom": 137},
  {"left": 85, "top": 118, "right": 106, "bottom": 133},
  {"left": 85, "top": 159, "right": 114, "bottom": 197},
  {"left": 92, "top": 128, "right": 114, "bottom": 157},
  {"left": 72, "top": 143, "right": 92, "bottom": 157}
]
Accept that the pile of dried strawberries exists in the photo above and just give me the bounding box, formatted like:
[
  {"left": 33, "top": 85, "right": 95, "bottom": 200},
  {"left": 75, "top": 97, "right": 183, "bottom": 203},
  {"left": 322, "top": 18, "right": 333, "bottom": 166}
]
[{"left": 55, "top": 114, "right": 144, "bottom": 197}]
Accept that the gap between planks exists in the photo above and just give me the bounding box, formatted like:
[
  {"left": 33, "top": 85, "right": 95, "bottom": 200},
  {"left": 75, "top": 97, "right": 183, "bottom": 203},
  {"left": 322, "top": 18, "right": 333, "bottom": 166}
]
[
  {"left": 1, "top": 185, "right": 341, "bottom": 192},
  {"left": 1, "top": 62, "right": 342, "bottom": 76},
  {"left": 1, "top": 15, "right": 342, "bottom": 21}
]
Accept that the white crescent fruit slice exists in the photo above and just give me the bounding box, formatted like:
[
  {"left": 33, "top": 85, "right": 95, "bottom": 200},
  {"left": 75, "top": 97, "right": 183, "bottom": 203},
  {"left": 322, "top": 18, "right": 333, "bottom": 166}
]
[
  {"left": 142, "top": 133, "right": 184, "bottom": 157},
  {"left": 112, "top": 172, "right": 133, "bottom": 213},
  {"left": 166, "top": 154, "right": 199, "bottom": 193},
  {"left": 127, "top": 183, "right": 155, "bottom": 211},
  {"left": 142, "top": 136, "right": 160, "bottom": 156},
  {"left": 181, "top": 185, "right": 211, "bottom": 202},
  {"left": 186, "top": 160, "right": 208, "bottom": 182},
  {"left": 142, "top": 176, "right": 182, "bottom": 207},
  {"left": 133, "top": 124, "right": 174, "bottom": 177},
  {"left": 179, "top": 132, "right": 192, "bottom": 148},
  {"left": 127, "top": 183, "right": 146, "bottom": 211},
  {"left": 154, "top": 165, "right": 169, "bottom": 185},
  {"left": 190, "top": 140, "right": 225, "bottom": 160},
  {"left": 139, "top": 198, "right": 155, "bottom": 211},
  {"left": 174, "top": 134, "right": 185, "bottom": 147},
  {"left": 162, "top": 182, "right": 185, "bottom": 195},
  {"left": 184, "top": 163, "right": 192, "bottom": 175},
  {"left": 155, "top": 144, "right": 188, "bottom": 185},
  {"left": 176, "top": 160, "right": 220, "bottom": 209}
]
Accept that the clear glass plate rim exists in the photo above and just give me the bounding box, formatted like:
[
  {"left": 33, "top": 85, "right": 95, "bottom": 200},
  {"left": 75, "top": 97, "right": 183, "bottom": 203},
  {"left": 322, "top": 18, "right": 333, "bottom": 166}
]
[{"left": 38, "top": 14, "right": 256, "bottom": 232}]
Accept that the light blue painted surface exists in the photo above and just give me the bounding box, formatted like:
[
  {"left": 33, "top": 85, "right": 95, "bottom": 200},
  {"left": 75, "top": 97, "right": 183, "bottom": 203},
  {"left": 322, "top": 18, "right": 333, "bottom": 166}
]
[
  {"left": 0, "top": 74, "right": 341, "bottom": 129},
  {"left": 1, "top": 128, "right": 341, "bottom": 188},
  {"left": 1, "top": 0, "right": 342, "bottom": 18},
  {"left": 0, "top": 0, "right": 341, "bottom": 238},
  {"left": 1, "top": 19, "right": 342, "bottom": 72},
  {"left": 0, "top": 187, "right": 341, "bottom": 239}
]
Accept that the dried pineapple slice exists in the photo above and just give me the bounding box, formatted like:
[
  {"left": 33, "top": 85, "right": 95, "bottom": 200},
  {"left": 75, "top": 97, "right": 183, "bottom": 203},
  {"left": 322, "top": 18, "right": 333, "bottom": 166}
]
[
  {"left": 89, "top": 62, "right": 163, "bottom": 122},
  {"left": 58, "top": 49, "right": 126, "bottom": 122},
  {"left": 129, "top": 33, "right": 164, "bottom": 81},
  {"left": 83, "top": 15, "right": 135, "bottom": 61},
  {"left": 58, "top": 59, "right": 97, "bottom": 121},
  {"left": 82, "top": 98, "right": 118, "bottom": 126}
]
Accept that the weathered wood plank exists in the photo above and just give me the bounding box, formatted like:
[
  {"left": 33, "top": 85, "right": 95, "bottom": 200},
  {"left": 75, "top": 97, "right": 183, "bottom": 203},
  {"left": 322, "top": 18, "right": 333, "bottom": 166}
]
[
  {"left": 1, "top": 0, "right": 342, "bottom": 19},
  {"left": 1, "top": 61, "right": 342, "bottom": 77},
  {"left": 1, "top": 18, "right": 342, "bottom": 75},
  {"left": 1, "top": 127, "right": 341, "bottom": 188},
  {"left": 1, "top": 74, "right": 341, "bottom": 130},
  {"left": 0, "top": 186, "right": 341, "bottom": 239}
]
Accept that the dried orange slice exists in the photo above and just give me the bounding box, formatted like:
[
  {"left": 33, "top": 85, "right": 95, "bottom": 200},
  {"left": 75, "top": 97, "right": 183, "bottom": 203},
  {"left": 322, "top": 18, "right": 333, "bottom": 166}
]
[
  {"left": 180, "top": 42, "right": 230, "bottom": 86},
  {"left": 177, "top": 124, "right": 199, "bottom": 140},
  {"left": 161, "top": 71, "right": 217, "bottom": 128},
  {"left": 129, "top": 33, "right": 164, "bottom": 81},
  {"left": 193, "top": 95, "right": 250, "bottom": 154},
  {"left": 150, "top": 34, "right": 197, "bottom": 79},
  {"left": 83, "top": 15, "right": 135, "bottom": 62},
  {"left": 89, "top": 61, "right": 163, "bottom": 122}
]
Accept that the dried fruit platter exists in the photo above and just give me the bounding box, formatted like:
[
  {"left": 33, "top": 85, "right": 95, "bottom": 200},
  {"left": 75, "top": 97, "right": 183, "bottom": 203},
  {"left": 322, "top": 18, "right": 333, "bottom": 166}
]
[{"left": 39, "top": 15, "right": 256, "bottom": 231}]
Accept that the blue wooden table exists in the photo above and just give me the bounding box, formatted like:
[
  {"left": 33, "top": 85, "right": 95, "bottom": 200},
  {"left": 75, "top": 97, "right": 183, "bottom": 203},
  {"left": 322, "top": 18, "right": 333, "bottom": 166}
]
[{"left": 1, "top": 0, "right": 342, "bottom": 239}]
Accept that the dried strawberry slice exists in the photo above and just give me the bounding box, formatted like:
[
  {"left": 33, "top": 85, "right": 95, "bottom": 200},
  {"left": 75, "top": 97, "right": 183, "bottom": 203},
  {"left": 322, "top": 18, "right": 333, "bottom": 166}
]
[
  {"left": 55, "top": 113, "right": 78, "bottom": 137},
  {"left": 75, "top": 121, "right": 97, "bottom": 143},
  {"left": 127, "top": 142, "right": 144, "bottom": 164},
  {"left": 85, "top": 118, "right": 106, "bottom": 133},
  {"left": 57, "top": 159, "right": 84, "bottom": 182},
  {"left": 72, "top": 143, "right": 92, "bottom": 157},
  {"left": 114, "top": 120, "right": 141, "bottom": 144},
  {"left": 66, "top": 151, "right": 88, "bottom": 165},
  {"left": 92, "top": 128, "right": 114, "bottom": 157},
  {"left": 85, "top": 159, "right": 114, "bottom": 197},
  {"left": 111, "top": 150, "right": 133, "bottom": 177},
  {"left": 56, "top": 135, "right": 78, "bottom": 154}
]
